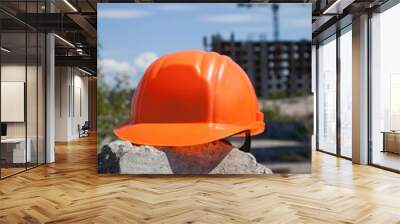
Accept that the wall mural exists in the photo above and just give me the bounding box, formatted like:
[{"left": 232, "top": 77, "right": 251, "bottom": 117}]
[{"left": 97, "top": 3, "right": 312, "bottom": 174}]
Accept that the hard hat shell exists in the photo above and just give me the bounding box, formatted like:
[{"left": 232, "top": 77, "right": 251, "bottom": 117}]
[{"left": 114, "top": 50, "right": 265, "bottom": 146}]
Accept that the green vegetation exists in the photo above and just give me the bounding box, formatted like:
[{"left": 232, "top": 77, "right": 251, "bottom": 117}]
[
  {"left": 262, "top": 104, "right": 294, "bottom": 122},
  {"left": 97, "top": 71, "right": 133, "bottom": 147},
  {"left": 292, "top": 122, "right": 310, "bottom": 141},
  {"left": 268, "top": 91, "right": 286, "bottom": 100},
  {"left": 268, "top": 90, "right": 308, "bottom": 100}
]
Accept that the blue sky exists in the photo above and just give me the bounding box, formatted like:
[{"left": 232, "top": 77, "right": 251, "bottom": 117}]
[{"left": 98, "top": 3, "right": 311, "bottom": 87}]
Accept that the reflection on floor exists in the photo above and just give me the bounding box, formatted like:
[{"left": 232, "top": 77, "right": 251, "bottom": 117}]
[
  {"left": 249, "top": 139, "right": 310, "bottom": 173},
  {"left": 264, "top": 162, "right": 311, "bottom": 174},
  {"left": 373, "top": 150, "right": 400, "bottom": 171},
  {"left": 0, "top": 162, "right": 43, "bottom": 178},
  {"left": 0, "top": 167, "right": 25, "bottom": 177}
]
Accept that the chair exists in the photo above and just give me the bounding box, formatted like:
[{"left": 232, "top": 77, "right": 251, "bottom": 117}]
[{"left": 79, "top": 121, "right": 90, "bottom": 138}]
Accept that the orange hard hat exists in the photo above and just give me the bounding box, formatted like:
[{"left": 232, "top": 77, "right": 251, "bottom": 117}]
[{"left": 114, "top": 50, "right": 265, "bottom": 147}]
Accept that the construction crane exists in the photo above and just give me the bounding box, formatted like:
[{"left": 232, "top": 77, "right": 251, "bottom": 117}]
[
  {"left": 238, "top": 3, "right": 280, "bottom": 41},
  {"left": 271, "top": 4, "right": 279, "bottom": 41}
]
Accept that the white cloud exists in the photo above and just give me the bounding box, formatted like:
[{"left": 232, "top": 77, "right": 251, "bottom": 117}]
[
  {"left": 99, "top": 58, "right": 134, "bottom": 75},
  {"left": 98, "top": 9, "right": 150, "bottom": 19},
  {"left": 157, "top": 4, "right": 194, "bottom": 12},
  {"left": 133, "top": 52, "right": 158, "bottom": 71},
  {"left": 99, "top": 52, "right": 159, "bottom": 88},
  {"left": 200, "top": 13, "right": 266, "bottom": 23},
  {"left": 99, "top": 58, "right": 136, "bottom": 87}
]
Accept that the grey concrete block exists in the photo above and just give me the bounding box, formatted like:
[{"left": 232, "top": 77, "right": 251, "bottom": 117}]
[{"left": 99, "top": 140, "right": 272, "bottom": 175}]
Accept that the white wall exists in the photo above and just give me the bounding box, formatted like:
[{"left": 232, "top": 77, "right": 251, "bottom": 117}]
[
  {"left": 1, "top": 82, "right": 25, "bottom": 122},
  {"left": 71, "top": 72, "right": 89, "bottom": 138},
  {"left": 55, "top": 67, "right": 89, "bottom": 141},
  {"left": 55, "top": 66, "right": 69, "bottom": 141}
]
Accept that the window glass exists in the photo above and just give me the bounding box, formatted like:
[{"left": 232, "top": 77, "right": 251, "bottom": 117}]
[
  {"left": 27, "top": 30, "right": 38, "bottom": 169},
  {"left": 0, "top": 1, "right": 46, "bottom": 179},
  {"left": 1, "top": 29, "right": 28, "bottom": 178},
  {"left": 317, "top": 35, "right": 337, "bottom": 154},
  {"left": 339, "top": 28, "right": 352, "bottom": 158},
  {"left": 371, "top": 4, "right": 400, "bottom": 171}
]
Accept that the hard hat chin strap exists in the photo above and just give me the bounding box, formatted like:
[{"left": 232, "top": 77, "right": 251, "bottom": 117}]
[
  {"left": 222, "top": 129, "right": 251, "bottom": 152},
  {"left": 239, "top": 130, "right": 251, "bottom": 152}
]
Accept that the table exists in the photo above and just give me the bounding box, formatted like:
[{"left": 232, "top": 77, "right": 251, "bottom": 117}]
[
  {"left": 1, "top": 138, "right": 31, "bottom": 163},
  {"left": 381, "top": 131, "right": 400, "bottom": 154}
]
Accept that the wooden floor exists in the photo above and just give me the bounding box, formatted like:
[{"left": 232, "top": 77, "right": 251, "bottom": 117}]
[
  {"left": 1, "top": 167, "right": 26, "bottom": 178},
  {"left": 1, "top": 135, "right": 400, "bottom": 223},
  {"left": 1, "top": 163, "right": 44, "bottom": 178}
]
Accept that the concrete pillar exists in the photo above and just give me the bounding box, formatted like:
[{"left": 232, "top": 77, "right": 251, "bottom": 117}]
[
  {"left": 46, "top": 1, "right": 55, "bottom": 163},
  {"left": 46, "top": 33, "right": 55, "bottom": 163},
  {"left": 312, "top": 45, "right": 317, "bottom": 150},
  {"left": 352, "top": 14, "right": 369, "bottom": 164}
]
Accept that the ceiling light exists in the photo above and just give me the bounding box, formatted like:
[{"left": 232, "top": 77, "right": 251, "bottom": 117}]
[
  {"left": 76, "top": 48, "right": 84, "bottom": 55},
  {"left": 323, "top": 0, "right": 354, "bottom": 15},
  {"left": 78, "top": 67, "right": 92, "bottom": 76},
  {"left": 323, "top": 1, "right": 340, "bottom": 14},
  {"left": 54, "top": 34, "right": 75, "bottom": 48},
  {"left": 63, "top": 0, "right": 78, "bottom": 12},
  {"left": 1, "top": 47, "right": 11, "bottom": 53}
]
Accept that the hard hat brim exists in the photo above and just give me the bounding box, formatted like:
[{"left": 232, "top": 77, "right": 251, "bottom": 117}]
[{"left": 114, "top": 122, "right": 264, "bottom": 147}]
